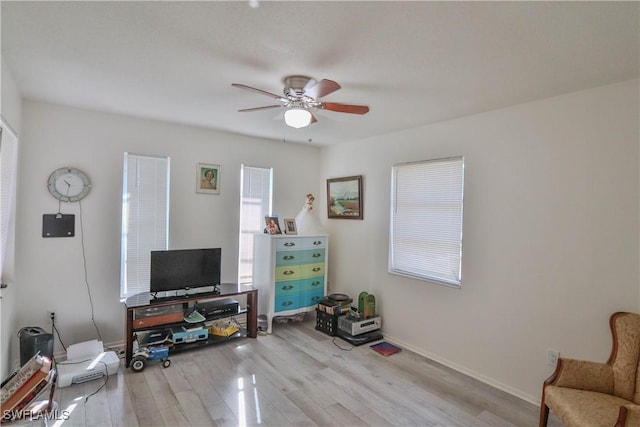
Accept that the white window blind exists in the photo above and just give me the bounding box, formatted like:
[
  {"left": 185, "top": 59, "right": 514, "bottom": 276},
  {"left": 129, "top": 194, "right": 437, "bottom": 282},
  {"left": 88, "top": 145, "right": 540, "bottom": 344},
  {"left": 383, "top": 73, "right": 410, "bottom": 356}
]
[
  {"left": 238, "top": 164, "right": 272, "bottom": 287},
  {"left": 0, "top": 118, "right": 19, "bottom": 285},
  {"left": 120, "top": 153, "right": 170, "bottom": 300},
  {"left": 390, "top": 156, "right": 464, "bottom": 287}
]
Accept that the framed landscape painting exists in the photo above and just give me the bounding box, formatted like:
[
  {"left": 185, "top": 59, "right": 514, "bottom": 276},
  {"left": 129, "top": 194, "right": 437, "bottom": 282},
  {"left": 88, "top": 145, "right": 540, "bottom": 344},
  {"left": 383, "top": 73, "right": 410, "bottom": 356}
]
[{"left": 327, "top": 175, "right": 363, "bottom": 219}]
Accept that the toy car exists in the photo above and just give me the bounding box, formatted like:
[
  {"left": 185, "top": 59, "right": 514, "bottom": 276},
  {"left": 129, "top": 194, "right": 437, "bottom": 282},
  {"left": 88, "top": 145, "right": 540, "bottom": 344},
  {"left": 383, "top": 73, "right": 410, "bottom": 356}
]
[{"left": 130, "top": 345, "right": 171, "bottom": 372}]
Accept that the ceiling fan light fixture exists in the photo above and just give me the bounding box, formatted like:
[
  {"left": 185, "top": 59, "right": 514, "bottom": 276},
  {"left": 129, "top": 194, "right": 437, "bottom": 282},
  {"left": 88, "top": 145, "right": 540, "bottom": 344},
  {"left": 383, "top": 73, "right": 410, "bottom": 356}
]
[{"left": 284, "top": 107, "right": 312, "bottom": 128}]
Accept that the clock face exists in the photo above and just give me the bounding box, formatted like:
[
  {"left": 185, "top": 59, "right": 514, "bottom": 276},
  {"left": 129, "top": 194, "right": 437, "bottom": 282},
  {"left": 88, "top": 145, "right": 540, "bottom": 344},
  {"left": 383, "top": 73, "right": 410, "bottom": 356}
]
[{"left": 47, "top": 167, "right": 92, "bottom": 202}]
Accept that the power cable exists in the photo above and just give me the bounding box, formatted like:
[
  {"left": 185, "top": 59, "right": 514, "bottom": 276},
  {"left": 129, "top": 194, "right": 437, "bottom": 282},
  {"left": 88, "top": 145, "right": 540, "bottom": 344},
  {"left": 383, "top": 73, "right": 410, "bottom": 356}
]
[
  {"left": 84, "top": 361, "right": 109, "bottom": 403},
  {"left": 332, "top": 337, "right": 353, "bottom": 351},
  {"left": 78, "top": 200, "right": 102, "bottom": 342}
]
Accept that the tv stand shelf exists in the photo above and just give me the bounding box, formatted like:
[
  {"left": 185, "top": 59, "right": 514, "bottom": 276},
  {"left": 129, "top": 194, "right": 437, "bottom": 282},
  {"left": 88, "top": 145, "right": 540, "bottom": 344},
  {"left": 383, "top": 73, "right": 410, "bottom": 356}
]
[{"left": 124, "top": 284, "right": 257, "bottom": 367}]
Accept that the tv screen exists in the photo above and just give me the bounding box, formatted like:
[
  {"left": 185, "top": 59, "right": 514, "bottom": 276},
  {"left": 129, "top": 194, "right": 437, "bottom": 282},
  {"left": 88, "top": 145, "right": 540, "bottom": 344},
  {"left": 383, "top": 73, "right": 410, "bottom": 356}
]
[{"left": 150, "top": 248, "right": 221, "bottom": 293}]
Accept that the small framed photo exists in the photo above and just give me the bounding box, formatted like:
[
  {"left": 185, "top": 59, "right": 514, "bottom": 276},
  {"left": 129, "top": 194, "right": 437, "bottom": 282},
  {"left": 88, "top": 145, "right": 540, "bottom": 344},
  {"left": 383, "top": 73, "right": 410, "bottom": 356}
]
[
  {"left": 327, "top": 175, "right": 363, "bottom": 219},
  {"left": 197, "top": 163, "right": 220, "bottom": 194},
  {"left": 264, "top": 216, "right": 282, "bottom": 235},
  {"left": 283, "top": 218, "right": 297, "bottom": 235}
]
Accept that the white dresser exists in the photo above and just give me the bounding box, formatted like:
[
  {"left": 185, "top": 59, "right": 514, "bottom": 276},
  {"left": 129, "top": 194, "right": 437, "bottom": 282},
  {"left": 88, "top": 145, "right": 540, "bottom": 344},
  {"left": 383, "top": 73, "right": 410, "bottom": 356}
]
[{"left": 253, "top": 234, "right": 328, "bottom": 333}]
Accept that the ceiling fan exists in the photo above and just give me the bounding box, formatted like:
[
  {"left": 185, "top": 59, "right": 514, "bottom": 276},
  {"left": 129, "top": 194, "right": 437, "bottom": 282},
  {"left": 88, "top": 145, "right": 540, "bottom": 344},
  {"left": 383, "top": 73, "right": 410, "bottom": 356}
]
[{"left": 231, "top": 75, "right": 369, "bottom": 128}]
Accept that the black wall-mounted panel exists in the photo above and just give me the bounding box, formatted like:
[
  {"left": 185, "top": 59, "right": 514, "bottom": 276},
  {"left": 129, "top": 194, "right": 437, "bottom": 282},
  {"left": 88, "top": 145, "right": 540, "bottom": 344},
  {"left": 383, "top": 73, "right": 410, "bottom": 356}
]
[{"left": 42, "top": 214, "right": 75, "bottom": 237}]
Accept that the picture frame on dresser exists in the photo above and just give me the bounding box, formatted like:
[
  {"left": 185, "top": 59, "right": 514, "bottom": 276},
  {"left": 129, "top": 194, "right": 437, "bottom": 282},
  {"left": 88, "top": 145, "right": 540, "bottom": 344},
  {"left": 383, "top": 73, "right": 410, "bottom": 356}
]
[
  {"left": 264, "top": 216, "right": 282, "bottom": 234},
  {"left": 327, "top": 175, "right": 363, "bottom": 219},
  {"left": 283, "top": 218, "right": 297, "bottom": 235}
]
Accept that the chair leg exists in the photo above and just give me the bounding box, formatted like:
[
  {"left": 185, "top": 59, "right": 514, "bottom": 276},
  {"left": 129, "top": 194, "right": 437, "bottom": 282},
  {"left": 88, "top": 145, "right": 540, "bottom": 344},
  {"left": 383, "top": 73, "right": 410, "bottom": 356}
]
[{"left": 539, "top": 402, "right": 550, "bottom": 427}]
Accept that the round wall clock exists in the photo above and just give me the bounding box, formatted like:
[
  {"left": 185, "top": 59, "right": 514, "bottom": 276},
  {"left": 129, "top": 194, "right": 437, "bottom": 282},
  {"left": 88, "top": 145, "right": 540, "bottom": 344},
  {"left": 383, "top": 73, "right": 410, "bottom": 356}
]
[{"left": 47, "top": 167, "right": 92, "bottom": 202}]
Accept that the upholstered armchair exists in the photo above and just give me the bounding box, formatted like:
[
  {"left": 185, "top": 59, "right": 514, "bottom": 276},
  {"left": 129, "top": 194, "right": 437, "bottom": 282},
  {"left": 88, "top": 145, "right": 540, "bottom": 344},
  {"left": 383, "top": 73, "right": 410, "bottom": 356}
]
[{"left": 539, "top": 312, "right": 640, "bottom": 427}]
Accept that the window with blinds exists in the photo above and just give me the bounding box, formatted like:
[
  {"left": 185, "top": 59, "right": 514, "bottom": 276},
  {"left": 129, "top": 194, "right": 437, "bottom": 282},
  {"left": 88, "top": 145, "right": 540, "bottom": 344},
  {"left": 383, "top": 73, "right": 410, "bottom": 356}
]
[
  {"left": 389, "top": 156, "right": 464, "bottom": 287},
  {"left": 0, "top": 119, "right": 19, "bottom": 285},
  {"left": 120, "top": 153, "right": 170, "bottom": 300},
  {"left": 238, "top": 164, "right": 273, "bottom": 288}
]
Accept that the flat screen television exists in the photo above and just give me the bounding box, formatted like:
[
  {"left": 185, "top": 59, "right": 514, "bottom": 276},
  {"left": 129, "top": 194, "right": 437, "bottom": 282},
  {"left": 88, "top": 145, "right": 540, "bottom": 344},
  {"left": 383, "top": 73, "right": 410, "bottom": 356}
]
[{"left": 150, "top": 248, "right": 221, "bottom": 294}]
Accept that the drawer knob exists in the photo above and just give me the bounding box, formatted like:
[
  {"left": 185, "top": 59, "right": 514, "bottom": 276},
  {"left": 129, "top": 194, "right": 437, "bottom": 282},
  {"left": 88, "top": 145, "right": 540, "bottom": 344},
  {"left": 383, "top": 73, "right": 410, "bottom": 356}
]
[
  {"left": 282, "top": 285, "right": 294, "bottom": 291},
  {"left": 283, "top": 270, "right": 295, "bottom": 275},
  {"left": 311, "top": 281, "right": 320, "bottom": 286},
  {"left": 284, "top": 242, "right": 296, "bottom": 247},
  {"left": 282, "top": 301, "right": 293, "bottom": 307},
  {"left": 312, "top": 267, "right": 321, "bottom": 272},
  {"left": 283, "top": 255, "right": 295, "bottom": 260},
  {"left": 313, "top": 241, "right": 322, "bottom": 245},
  {"left": 312, "top": 253, "right": 321, "bottom": 258}
]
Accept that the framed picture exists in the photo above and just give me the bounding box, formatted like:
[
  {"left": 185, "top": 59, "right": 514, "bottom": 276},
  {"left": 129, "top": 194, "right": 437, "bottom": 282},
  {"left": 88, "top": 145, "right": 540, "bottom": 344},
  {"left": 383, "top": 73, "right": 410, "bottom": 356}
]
[
  {"left": 197, "top": 163, "right": 220, "bottom": 194},
  {"left": 327, "top": 175, "right": 363, "bottom": 219},
  {"left": 264, "top": 216, "right": 282, "bottom": 234},
  {"left": 283, "top": 218, "right": 297, "bottom": 235}
]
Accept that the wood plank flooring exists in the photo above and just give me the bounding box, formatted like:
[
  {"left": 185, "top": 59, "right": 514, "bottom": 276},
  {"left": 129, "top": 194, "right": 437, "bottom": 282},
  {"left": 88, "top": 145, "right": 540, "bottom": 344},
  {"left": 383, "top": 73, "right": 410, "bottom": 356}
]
[{"left": 12, "top": 317, "right": 564, "bottom": 426}]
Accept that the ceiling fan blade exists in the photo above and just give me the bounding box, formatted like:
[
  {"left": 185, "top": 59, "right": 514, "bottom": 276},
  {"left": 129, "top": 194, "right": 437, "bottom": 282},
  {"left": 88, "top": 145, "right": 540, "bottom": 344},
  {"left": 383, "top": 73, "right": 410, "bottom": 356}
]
[
  {"left": 238, "top": 105, "right": 283, "bottom": 112},
  {"left": 322, "top": 102, "right": 369, "bottom": 115},
  {"left": 310, "top": 112, "right": 318, "bottom": 124},
  {"left": 231, "top": 83, "right": 287, "bottom": 102},
  {"left": 304, "top": 79, "right": 341, "bottom": 99}
]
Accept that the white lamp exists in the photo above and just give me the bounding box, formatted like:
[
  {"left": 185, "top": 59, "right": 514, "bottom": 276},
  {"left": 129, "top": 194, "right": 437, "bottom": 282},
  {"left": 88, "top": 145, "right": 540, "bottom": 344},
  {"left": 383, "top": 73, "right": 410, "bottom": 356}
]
[{"left": 284, "top": 107, "right": 312, "bottom": 128}]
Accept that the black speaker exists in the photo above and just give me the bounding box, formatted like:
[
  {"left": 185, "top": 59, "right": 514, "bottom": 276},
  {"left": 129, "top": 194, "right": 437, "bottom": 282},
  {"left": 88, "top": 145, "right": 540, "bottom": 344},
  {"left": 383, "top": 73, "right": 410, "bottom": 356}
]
[{"left": 19, "top": 327, "right": 54, "bottom": 366}]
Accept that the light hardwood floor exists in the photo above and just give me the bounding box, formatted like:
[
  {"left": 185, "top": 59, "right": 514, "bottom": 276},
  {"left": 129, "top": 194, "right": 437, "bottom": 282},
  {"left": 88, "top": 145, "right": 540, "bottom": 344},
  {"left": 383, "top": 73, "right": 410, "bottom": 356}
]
[{"left": 15, "top": 318, "right": 563, "bottom": 427}]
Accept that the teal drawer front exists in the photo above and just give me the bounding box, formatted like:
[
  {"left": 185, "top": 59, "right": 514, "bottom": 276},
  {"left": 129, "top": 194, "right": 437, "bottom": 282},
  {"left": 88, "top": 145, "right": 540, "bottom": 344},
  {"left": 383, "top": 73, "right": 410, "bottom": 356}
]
[
  {"left": 274, "top": 287, "right": 324, "bottom": 312},
  {"left": 275, "top": 277, "right": 324, "bottom": 296},
  {"left": 275, "top": 280, "right": 302, "bottom": 295},
  {"left": 303, "top": 288, "right": 325, "bottom": 307},
  {"left": 275, "top": 250, "right": 304, "bottom": 266},
  {"left": 274, "top": 294, "right": 301, "bottom": 312},
  {"left": 274, "top": 277, "right": 324, "bottom": 312},
  {"left": 304, "top": 249, "right": 325, "bottom": 264},
  {"left": 304, "top": 276, "right": 324, "bottom": 292},
  {"left": 275, "top": 249, "right": 325, "bottom": 266}
]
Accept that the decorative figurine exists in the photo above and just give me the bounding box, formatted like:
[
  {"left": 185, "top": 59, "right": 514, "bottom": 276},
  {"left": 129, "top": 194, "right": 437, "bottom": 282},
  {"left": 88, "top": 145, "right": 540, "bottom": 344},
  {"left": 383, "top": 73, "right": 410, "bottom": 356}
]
[
  {"left": 303, "top": 193, "right": 315, "bottom": 211},
  {"left": 295, "top": 193, "right": 325, "bottom": 235}
]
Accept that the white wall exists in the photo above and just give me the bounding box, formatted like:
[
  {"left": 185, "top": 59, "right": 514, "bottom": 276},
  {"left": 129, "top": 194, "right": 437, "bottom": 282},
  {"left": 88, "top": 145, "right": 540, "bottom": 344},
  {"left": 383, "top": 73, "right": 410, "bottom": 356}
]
[
  {"left": 1, "top": 60, "right": 22, "bottom": 130},
  {"left": 9, "top": 80, "right": 638, "bottom": 405},
  {"left": 12, "top": 101, "right": 321, "bottom": 365},
  {"left": 320, "top": 79, "right": 640, "bottom": 403},
  {"left": 1, "top": 59, "right": 23, "bottom": 379}
]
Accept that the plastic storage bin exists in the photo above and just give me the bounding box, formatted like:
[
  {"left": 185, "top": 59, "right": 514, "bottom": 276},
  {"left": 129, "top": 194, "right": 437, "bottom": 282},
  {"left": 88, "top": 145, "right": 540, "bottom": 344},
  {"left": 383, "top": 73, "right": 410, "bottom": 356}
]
[{"left": 315, "top": 309, "right": 339, "bottom": 336}]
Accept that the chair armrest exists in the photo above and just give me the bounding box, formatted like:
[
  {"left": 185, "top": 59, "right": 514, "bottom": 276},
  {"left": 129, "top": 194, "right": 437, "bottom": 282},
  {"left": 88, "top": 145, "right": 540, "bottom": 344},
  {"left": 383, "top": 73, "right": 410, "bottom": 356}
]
[
  {"left": 545, "top": 357, "right": 614, "bottom": 394},
  {"left": 615, "top": 404, "right": 640, "bottom": 427}
]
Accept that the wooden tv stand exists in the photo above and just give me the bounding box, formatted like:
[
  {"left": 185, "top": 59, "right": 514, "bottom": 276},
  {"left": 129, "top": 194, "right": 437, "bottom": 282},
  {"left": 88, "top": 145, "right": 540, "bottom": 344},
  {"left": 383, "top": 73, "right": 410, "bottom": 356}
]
[{"left": 124, "top": 284, "right": 257, "bottom": 367}]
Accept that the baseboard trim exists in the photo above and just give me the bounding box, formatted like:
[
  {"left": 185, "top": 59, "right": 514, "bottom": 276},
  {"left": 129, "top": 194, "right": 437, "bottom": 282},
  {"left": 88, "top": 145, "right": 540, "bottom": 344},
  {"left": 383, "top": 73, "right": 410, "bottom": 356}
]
[{"left": 381, "top": 333, "right": 540, "bottom": 406}]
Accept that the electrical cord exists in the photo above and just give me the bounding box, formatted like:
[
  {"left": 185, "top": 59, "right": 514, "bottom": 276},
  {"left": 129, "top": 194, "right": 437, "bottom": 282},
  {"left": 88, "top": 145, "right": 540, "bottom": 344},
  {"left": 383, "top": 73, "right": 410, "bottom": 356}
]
[
  {"left": 51, "top": 314, "right": 67, "bottom": 354},
  {"left": 84, "top": 361, "right": 109, "bottom": 403},
  {"left": 78, "top": 200, "right": 103, "bottom": 342},
  {"left": 332, "top": 337, "right": 353, "bottom": 351}
]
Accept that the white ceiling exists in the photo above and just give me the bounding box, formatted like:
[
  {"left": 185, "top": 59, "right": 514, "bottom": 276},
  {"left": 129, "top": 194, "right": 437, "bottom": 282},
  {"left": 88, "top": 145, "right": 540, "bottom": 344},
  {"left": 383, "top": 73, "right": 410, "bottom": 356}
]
[{"left": 2, "top": 1, "right": 638, "bottom": 146}]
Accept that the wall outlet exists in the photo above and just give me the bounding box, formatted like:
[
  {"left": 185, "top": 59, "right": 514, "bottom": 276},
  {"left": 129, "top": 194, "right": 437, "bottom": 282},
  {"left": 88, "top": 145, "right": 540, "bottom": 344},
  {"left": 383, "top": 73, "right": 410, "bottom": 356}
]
[
  {"left": 46, "top": 310, "right": 56, "bottom": 323},
  {"left": 547, "top": 348, "right": 560, "bottom": 366}
]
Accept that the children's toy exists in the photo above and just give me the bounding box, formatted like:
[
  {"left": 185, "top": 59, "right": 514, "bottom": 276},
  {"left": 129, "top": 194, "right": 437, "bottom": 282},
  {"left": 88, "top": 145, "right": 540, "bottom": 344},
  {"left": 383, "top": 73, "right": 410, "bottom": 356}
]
[
  {"left": 130, "top": 346, "right": 171, "bottom": 372},
  {"left": 208, "top": 319, "right": 240, "bottom": 337}
]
